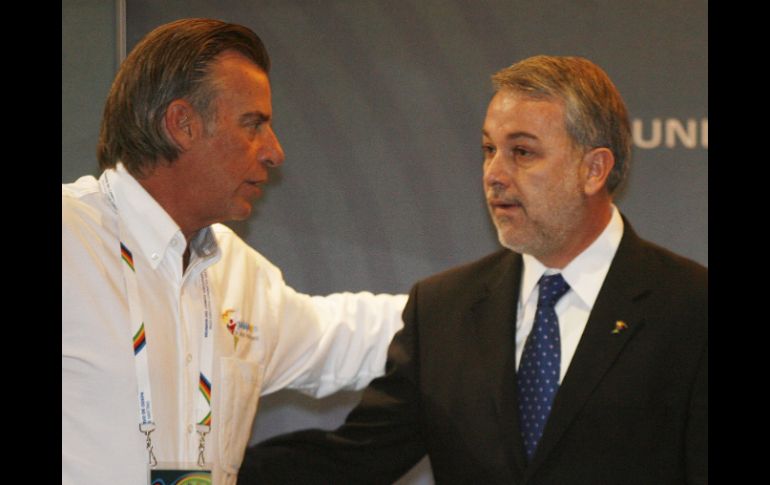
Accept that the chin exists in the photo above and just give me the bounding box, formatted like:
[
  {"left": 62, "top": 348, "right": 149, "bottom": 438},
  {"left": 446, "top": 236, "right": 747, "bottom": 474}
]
[
  {"left": 496, "top": 223, "right": 542, "bottom": 256},
  {"left": 228, "top": 206, "right": 253, "bottom": 222},
  {"left": 496, "top": 227, "right": 522, "bottom": 253}
]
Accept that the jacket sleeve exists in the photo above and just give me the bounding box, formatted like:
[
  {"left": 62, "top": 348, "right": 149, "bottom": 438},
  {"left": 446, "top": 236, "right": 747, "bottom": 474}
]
[
  {"left": 238, "top": 284, "right": 428, "bottom": 484},
  {"left": 685, "top": 342, "right": 707, "bottom": 484}
]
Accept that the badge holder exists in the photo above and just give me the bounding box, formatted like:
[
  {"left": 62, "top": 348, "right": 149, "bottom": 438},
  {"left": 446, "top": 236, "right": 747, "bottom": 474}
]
[
  {"left": 143, "top": 424, "right": 212, "bottom": 485},
  {"left": 149, "top": 464, "right": 212, "bottom": 485}
]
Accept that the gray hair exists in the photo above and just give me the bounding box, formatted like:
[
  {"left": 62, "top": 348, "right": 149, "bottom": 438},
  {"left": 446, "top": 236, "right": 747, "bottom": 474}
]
[
  {"left": 97, "top": 18, "right": 270, "bottom": 177},
  {"left": 492, "top": 55, "right": 631, "bottom": 194}
]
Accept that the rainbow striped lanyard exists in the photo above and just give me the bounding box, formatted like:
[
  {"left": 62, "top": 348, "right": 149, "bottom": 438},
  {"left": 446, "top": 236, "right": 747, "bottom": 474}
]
[{"left": 101, "top": 172, "right": 215, "bottom": 469}]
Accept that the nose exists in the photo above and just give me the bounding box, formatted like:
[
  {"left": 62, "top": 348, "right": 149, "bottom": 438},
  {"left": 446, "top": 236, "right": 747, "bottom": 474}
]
[
  {"left": 483, "top": 151, "right": 509, "bottom": 191},
  {"left": 260, "top": 126, "right": 285, "bottom": 168}
]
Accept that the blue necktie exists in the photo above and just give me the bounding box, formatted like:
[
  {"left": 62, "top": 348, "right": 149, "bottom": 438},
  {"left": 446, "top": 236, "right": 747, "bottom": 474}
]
[{"left": 517, "top": 273, "right": 570, "bottom": 461}]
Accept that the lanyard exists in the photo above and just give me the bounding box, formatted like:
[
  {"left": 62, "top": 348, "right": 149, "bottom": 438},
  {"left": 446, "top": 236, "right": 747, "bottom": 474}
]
[{"left": 101, "top": 172, "right": 215, "bottom": 468}]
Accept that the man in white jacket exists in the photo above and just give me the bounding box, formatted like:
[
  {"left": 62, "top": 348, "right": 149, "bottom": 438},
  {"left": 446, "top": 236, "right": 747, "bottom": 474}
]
[{"left": 62, "top": 18, "right": 406, "bottom": 485}]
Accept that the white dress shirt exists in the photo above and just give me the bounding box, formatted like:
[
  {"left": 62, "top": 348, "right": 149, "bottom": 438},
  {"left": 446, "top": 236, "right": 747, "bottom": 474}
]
[
  {"left": 62, "top": 164, "right": 407, "bottom": 485},
  {"left": 515, "top": 206, "right": 624, "bottom": 382}
]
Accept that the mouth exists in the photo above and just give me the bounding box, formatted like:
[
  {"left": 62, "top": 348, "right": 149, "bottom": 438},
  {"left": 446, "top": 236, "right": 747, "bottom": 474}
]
[
  {"left": 243, "top": 179, "right": 267, "bottom": 199},
  {"left": 245, "top": 179, "right": 267, "bottom": 188},
  {"left": 488, "top": 198, "right": 523, "bottom": 213}
]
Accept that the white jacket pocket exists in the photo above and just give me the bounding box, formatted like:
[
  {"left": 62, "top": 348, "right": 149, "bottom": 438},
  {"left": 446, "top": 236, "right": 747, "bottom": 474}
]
[{"left": 217, "top": 356, "right": 263, "bottom": 475}]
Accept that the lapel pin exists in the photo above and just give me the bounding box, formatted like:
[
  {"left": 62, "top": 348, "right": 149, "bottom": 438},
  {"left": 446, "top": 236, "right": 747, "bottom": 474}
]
[{"left": 611, "top": 320, "right": 628, "bottom": 334}]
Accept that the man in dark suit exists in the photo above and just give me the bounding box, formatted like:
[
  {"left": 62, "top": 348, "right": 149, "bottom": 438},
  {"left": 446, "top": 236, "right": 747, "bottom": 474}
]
[{"left": 238, "top": 55, "right": 707, "bottom": 484}]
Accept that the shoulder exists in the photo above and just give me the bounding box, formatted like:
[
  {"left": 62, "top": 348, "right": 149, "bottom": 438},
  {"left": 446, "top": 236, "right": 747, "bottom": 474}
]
[
  {"left": 626, "top": 230, "right": 708, "bottom": 296},
  {"left": 62, "top": 175, "right": 100, "bottom": 199},
  {"left": 644, "top": 240, "right": 706, "bottom": 279},
  {"left": 412, "top": 249, "right": 518, "bottom": 301},
  {"left": 614, "top": 225, "right": 708, "bottom": 326},
  {"left": 62, "top": 176, "right": 101, "bottom": 217},
  {"left": 643, "top": 241, "right": 708, "bottom": 317},
  {"left": 208, "top": 223, "right": 285, "bottom": 283},
  {"left": 62, "top": 175, "right": 115, "bottom": 241}
]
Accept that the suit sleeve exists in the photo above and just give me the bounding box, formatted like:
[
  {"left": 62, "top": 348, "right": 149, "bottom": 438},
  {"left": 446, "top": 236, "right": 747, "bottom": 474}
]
[
  {"left": 684, "top": 268, "right": 707, "bottom": 485},
  {"left": 237, "top": 284, "right": 428, "bottom": 484},
  {"left": 686, "top": 343, "right": 707, "bottom": 485}
]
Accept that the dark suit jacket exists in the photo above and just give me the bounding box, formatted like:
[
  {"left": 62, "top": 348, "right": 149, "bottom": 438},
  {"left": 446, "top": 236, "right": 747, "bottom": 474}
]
[{"left": 239, "top": 221, "right": 708, "bottom": 485}]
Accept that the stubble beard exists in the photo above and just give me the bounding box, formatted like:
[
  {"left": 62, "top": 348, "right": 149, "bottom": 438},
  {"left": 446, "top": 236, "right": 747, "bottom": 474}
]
[{"left": 489, "top": 184, "right": 586, "bottom": 262}]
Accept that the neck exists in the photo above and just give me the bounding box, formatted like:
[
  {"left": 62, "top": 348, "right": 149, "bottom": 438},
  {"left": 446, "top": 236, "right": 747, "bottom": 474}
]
[
  {"left": 135, "top": 165, "right": 202, "bottom": 242},
  {"left": 538, "top": 200, "right": 613, "bottom": 269},
  {"left": 127, "top": 164, "right": 199, "bottom": 273}
]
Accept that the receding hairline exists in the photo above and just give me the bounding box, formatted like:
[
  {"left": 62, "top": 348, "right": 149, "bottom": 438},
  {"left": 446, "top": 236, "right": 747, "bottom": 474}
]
[{"left": 193, "top": 48, "right": 272, "bottom": 111}]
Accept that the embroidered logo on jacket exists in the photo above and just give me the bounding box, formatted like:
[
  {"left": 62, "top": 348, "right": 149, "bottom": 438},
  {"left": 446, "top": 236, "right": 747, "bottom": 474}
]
[{"left": 221, "top": 309, "right": 258, "bottom": 349}]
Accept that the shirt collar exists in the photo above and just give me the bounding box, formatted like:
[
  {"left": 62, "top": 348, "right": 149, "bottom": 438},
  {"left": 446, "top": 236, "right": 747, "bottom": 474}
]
[
  {"left": 520, "top": 205, "right": 624, "bottom": 309},
  {"left": 101, "top": 163, "right": 219, "bottom": 270}
]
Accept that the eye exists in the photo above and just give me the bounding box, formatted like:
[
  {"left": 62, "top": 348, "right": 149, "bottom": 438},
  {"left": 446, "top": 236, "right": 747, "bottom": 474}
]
[
  {"left": 513, "top": 146, "right": 532, "bottom": 157},
  {"left": 241, "top": 113, "right": 271, "bottom": 131},
  {"left": 482, "top": 144, "right": 496, "bottom": 157}
]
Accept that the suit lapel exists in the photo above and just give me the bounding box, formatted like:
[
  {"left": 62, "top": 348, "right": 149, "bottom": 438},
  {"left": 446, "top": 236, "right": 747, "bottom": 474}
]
[
  {"left": 467, "top": 251, "right": 530, "bottom": 477},
  {"left": 523, "top": 222, "right": 655, "bottom": 477}
]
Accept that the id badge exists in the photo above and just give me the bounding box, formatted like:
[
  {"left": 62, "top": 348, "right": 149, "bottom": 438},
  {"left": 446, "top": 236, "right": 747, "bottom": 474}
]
[{"left": 149, "top": 463, "right": 212, "bottom": 485}]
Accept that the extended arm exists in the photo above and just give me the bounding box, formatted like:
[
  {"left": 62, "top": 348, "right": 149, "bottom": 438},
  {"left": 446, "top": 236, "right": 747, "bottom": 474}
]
[{"left": 239, "top": 285, "right": 428, "bottom": 484}]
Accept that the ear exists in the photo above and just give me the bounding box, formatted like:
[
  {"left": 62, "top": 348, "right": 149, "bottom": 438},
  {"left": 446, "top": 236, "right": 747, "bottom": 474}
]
[
  {"left": 580, "top": 147, "right": 615, "bottom": 196},
  {"left": 163, "top": 99, "right": 199, "bottom": 151}
]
